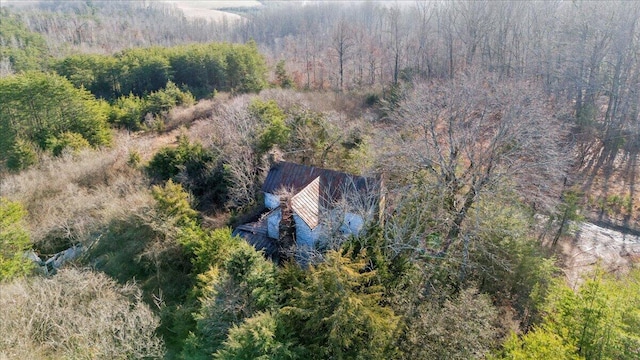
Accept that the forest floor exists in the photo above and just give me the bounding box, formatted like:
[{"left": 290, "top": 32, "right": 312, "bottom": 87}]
[
  {"left": 560, "top": 144, "right": 640, "bottom": 284},
  {"left": 577, "top": 142, "right": 640, "bottom": 226}
]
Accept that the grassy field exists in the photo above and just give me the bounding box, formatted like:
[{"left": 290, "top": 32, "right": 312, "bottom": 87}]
[
  {"left": 165, "top": 0, "right": 262, "bottom": 21},
  {"left": 167, "top": 1, "right": 262, "bottom": 9}
]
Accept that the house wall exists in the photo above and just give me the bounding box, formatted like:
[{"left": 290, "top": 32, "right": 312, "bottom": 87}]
[
  {"left": 341, "top": 212, "right": 365, "bottom": 235},
  {"left": 265, "top": 192, "right": 280, "bottom": 210},
  {"left": 267, "top": 210, "right": 281, "bottom": 239},
  {"left": 266, "top": 193, "right": 365, "bottom": 247},
  {"left": 294, "top": 214, "right": 321, "bottom": 248}
]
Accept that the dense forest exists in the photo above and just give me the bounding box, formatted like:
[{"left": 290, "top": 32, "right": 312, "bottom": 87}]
[{"left": 1, "top": 1, "right": 640, "bottom": 359}]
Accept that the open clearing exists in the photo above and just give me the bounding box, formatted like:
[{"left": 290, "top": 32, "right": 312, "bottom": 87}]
[{"left": 165, "top": 0, "right": 262, "bottom": 21}]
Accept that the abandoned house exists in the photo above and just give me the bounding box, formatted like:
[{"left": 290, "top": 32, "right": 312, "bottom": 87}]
[{"left": 233, "top": 161, "right": 384, "bottom": 262}]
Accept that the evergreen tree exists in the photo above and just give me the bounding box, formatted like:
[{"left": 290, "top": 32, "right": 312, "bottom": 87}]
[
  {"left": 275, "top": 60, "right": 293, "bottom": 89},
  {"left": 499, "top": 268, "right": 640, "bottom": 360},
  {"left": 215, "top": 312, "right": 300, "bottom": 360},
  {"left": 280, "top": 251, "right": 400, "bottom": 359},
  {"left": 0, "top": 198, "right": 34, "bottom": 281},
  {"left": 0, "top": 72, "right": 111, "bottom": 170},
  {"left": 185, "top": 241, "right": 279, "bottom": 358}
]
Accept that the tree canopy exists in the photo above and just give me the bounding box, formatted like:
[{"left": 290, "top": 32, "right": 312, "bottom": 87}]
[
  {"left": 0, "top": 72, "right": 111, "bottom": 170},
  {"left": 499, "top": 268, "right": 640, "bottom": 360},
  {"left": 53, "top": 42, "right": 267, "bottom": 101},
  {"left": 0, "top": 9, "right": 49, "bottom": 75}
]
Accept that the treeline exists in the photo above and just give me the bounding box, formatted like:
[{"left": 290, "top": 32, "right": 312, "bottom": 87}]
[
  {"left": 233, "top": 1, "right": 640, "bottom": 160},
  {"left": 1, "top": 1, "right": 231, "bottom": 59},
  {"left": 53, "top": 42, "right": 266, "bottom": 100},
  {"left": 9, "top": 0, "right": 640, "bottom": 160},
  {"left": 0, "top": 8, "right": 49, "bottom": 76},
  {"left": 1, "top": 4, "right": 264, "bottom": 98},
  {"left": 0, "top": 40, "right": 267, "bottom": 171}
]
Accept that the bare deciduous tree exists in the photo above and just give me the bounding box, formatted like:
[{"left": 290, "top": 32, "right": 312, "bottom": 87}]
[
  {"left": 388, "top": 72, "right": 568, "bottom": 256},
  {"left": 204, "top": 95, "right": 264, "bottom": 210},
  {"left": 331, "top": 18, "right": 353, "bottom": 91}
]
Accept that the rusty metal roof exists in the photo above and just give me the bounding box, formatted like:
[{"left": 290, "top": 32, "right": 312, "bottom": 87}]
[
  {"left": 291, "top": 177, "right": 320, "bottom": 229},
  {"left": 262, "top": 161, "right": 376, "bottom": 205},
  {"left": 233, "top": 219, "right": 277, "bottom": 258}
]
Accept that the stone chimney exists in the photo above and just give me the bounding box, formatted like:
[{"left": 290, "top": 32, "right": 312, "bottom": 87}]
[{"left": 277, "top": 195, "right": 296, "bottom": 262}]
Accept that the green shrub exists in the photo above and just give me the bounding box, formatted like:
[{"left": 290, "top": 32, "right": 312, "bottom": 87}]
[
  {"left": 0, "top": 198, "right": 34, "bottom": 281},
  {"left": 364, "top": 92, "right": 380, "bottom": 107},
  {"left": 149, "top": 115, "right": 167, "bottom": 133},
  {"left": 109, "top": 93, "right": 147, "bottom": 130},
  {"left": 6, "top": 138, "right": 38, "bottom": 172},
  {"left": 147, "top": 135, "right": 195, "bottom": 181},
  {"left": 127, "top": 150, "right": 142, "bottom": 167},
  {"left": 149, "top": 182, "right": 234, "bottom": 272},
  {"left": 258, "top": 117, "right": 290, "bottom": 154},
  {"left": 498, "top": 329, "right": 580, "bottom": 360},
  {"left": 148, "top": 135, "right": 228, "bottom": 210},
  {"left": 0, "top": 72, "right": 112, "bottom": 169},
  {"left": 249, "top": 99, "right": 290, "bottom": 154},
  {"left": 145, "top": 81, "right": 195, "bottom": 116},
  {"left": 151, "top": 179, "right": 199, "bottom": 230},
  {"left": 45, "top": 131, "right": 91, "bottom": 156},
  {"left": 624, "top": 195, "right": 634, "bottom": 214}
]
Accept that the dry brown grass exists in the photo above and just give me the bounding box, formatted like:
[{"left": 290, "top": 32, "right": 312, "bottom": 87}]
[
  {"left": 0, "top": 268, "right": 164, "bottom": 359},
  {"left": 0, "top": 132, "right": 159, "bottom": 252},
  {"left": 164, "top": 99, "right": 217, "bottom": 132}
]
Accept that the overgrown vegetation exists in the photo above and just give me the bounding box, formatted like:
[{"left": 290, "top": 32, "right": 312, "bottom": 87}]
[
  {"left": 147, "top": 135, "right": 228, "bottom": 211},
  {"left": 2, "top": 1, "right": 640, "bottom": 359},
  {"left": 498, "top": 268, "right": 640, "bottom": 359},
  {"left": 0, "top": 198, "right": 34, "bottom": 281},
  {"left": 0, "top": 268, "right": 165, "bottom": 359},
  {"left": 109, "top": 82, "right": 196, "bottom": 131},
  {"left": 0, "top": 72, "right": 112, "bottom": 171}
]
